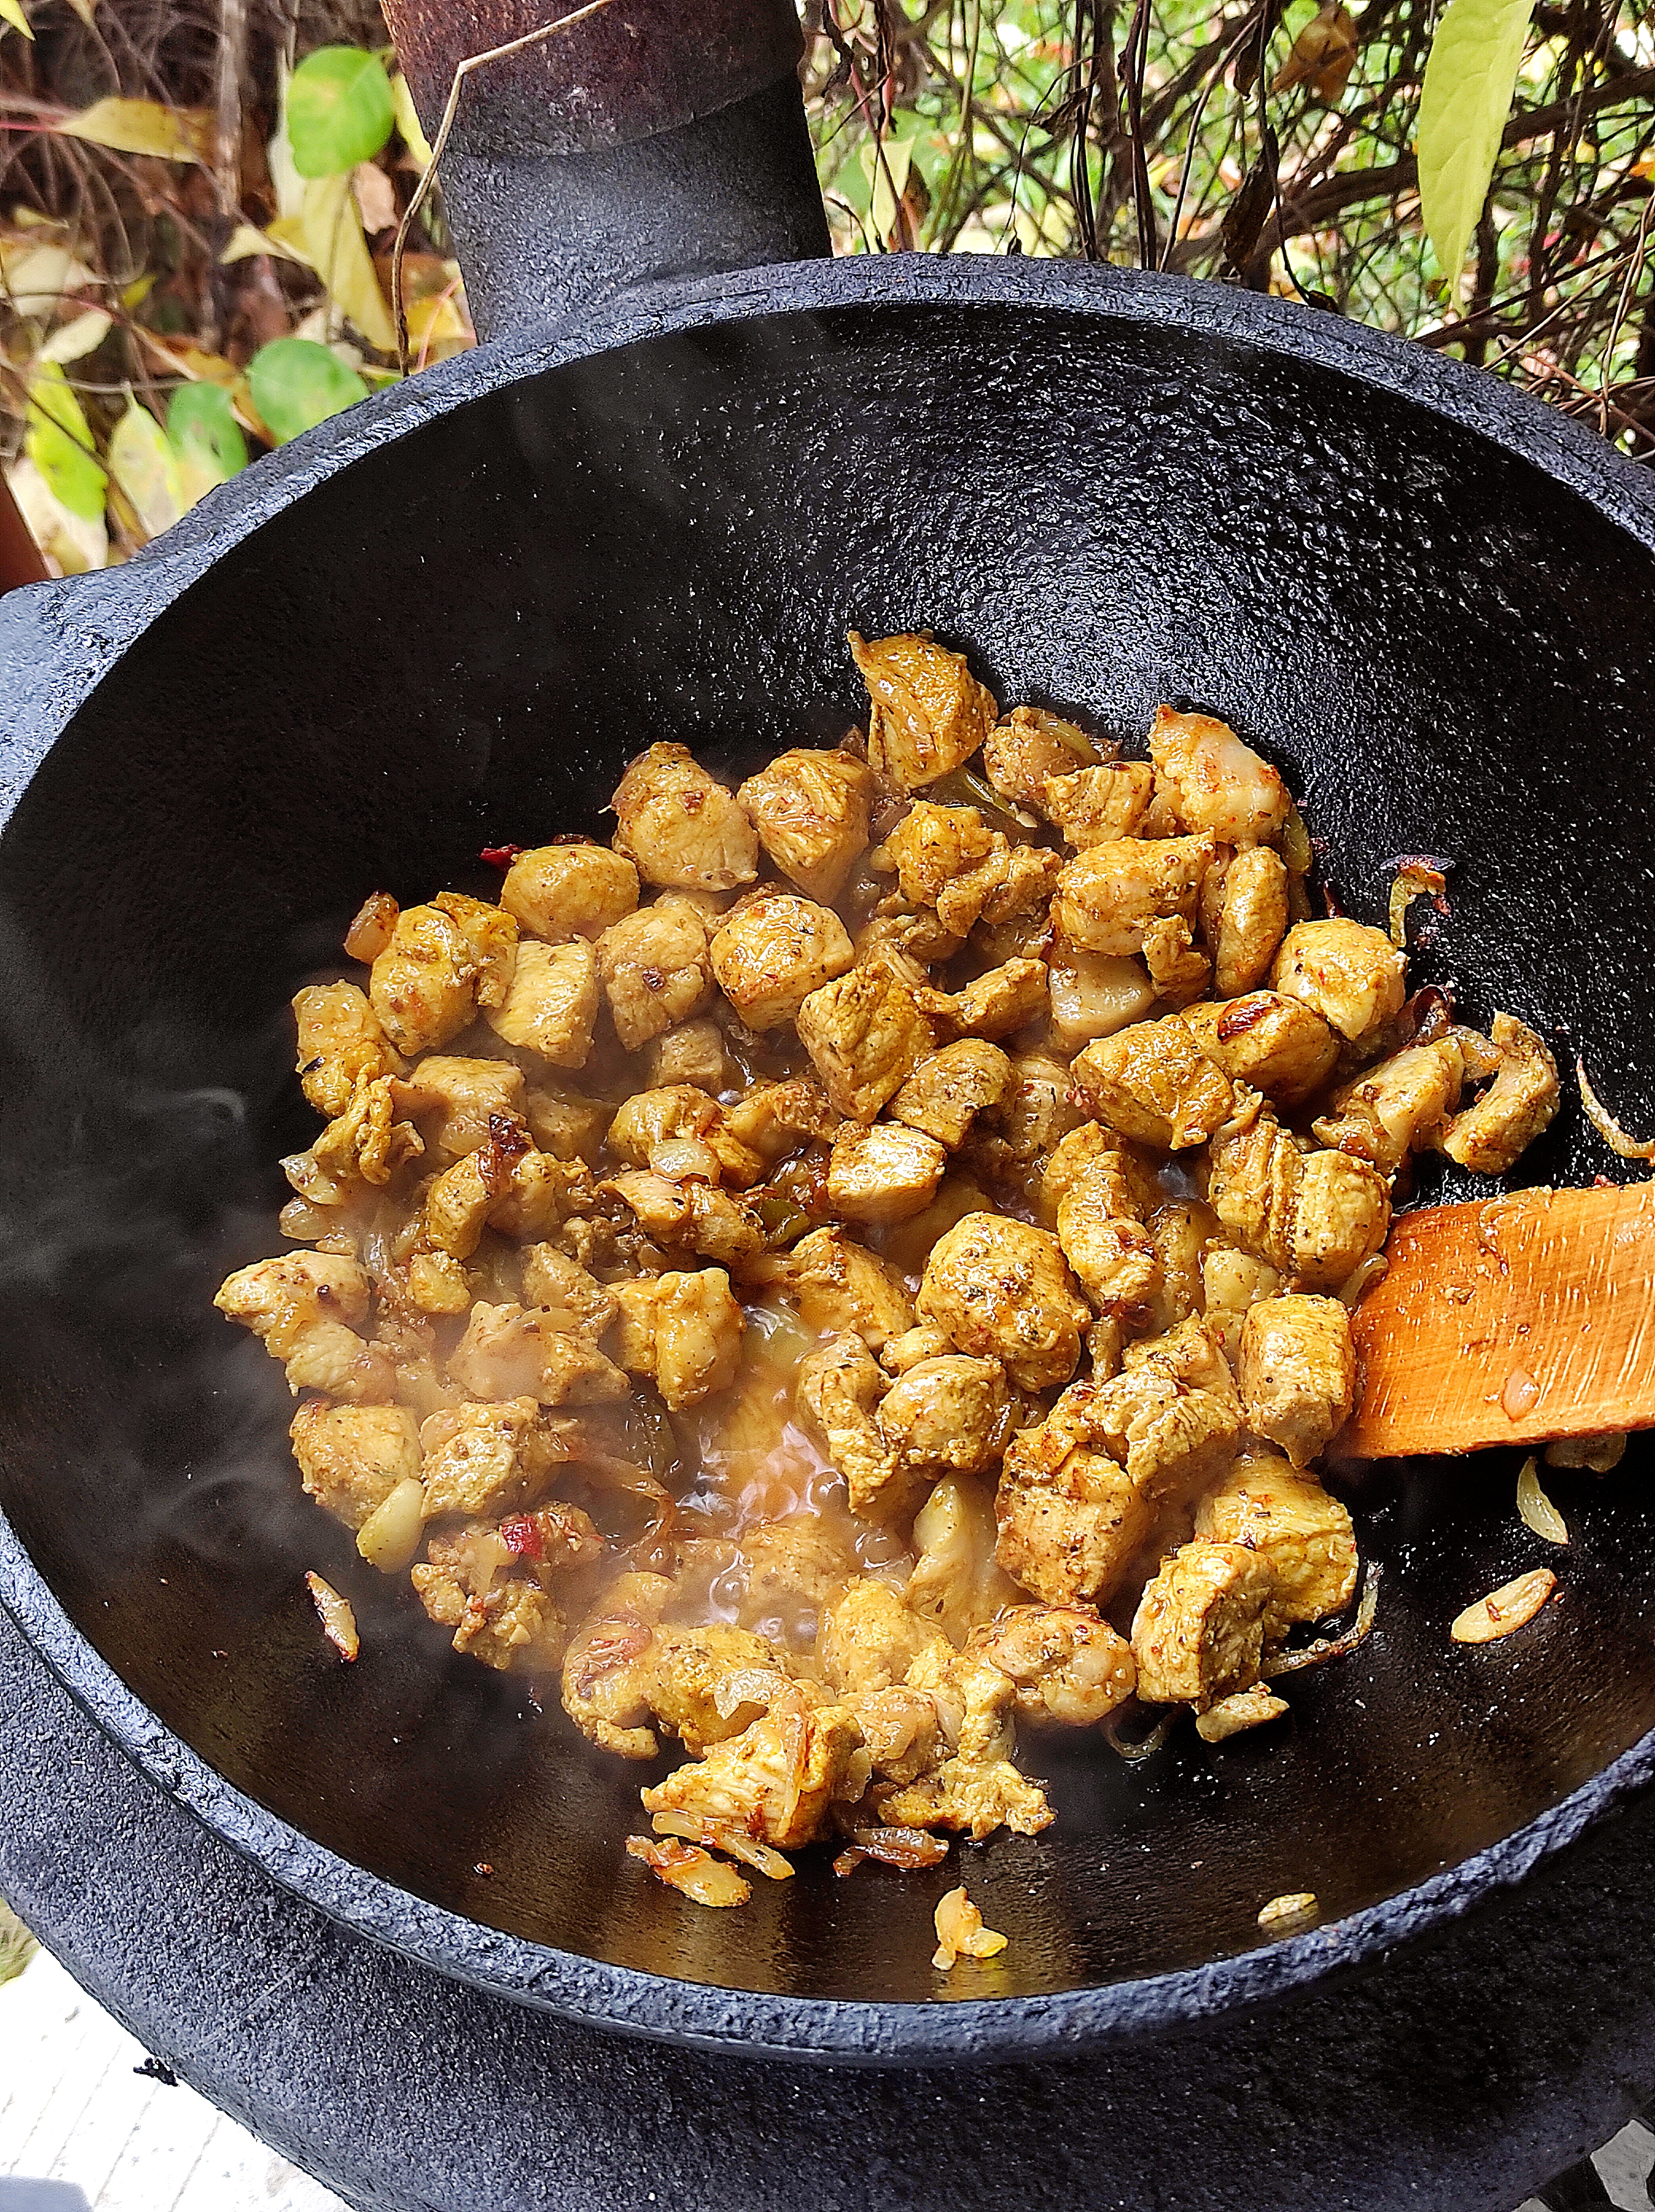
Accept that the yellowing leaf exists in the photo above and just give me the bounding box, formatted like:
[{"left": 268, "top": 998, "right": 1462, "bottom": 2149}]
[
  {"left": 353, "top": 159, "right": 397, "bottom": 234},
  {"left": 389, "top": 71, "right": 431, "bottom": 169},
  {"left": 268, "top": 60, "right": 307, "bottom": 222},
  {"left": 8, "top": 457, "right": 107, "bottom": 575},
  {"left": 120, "top": 272, "right": 156, "bottom": 309},
  {"left": 25, "top": 361, "right": 106, "bottom": 524},
  {"left": 108, "top": 401, "right": 184, "bottom": 542},
  {"left": 1417, "top": 0, "right": 1534, "bottom": 305},
  {"left": 220, "top": 221, "right": 306, "bottom": 265},
  {"left": 57, "top": 97, "right": 212, "bottom": 164},
  {"left": 1, "top": 241, "right": 97, "bottom": 317},
  {"left": 296, "top": 172, "right": 396, "bottom": 352},
  {"left": 64, "top": 0, "right": 96, "bottom": 21},
  {"left": 0, "top": 0, "right": 34, "bottom": 40},
  {"left": 38, "top": 307, "right": 112, "bottom": 363}
]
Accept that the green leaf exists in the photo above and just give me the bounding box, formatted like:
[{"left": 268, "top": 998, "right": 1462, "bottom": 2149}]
[
  {"left": 25, "top": 361, "right": 106, "bottom": 522},
  {"left": 247, "top": 337, "right": 368, "bottom": 443},
  {"left": 287, "top": 46, "right": 394, "bottom": 178},
  {"left": 168, "top": 381, "right": 249, "bottom": 491},
  {"left": 1417, "top": 0, "right": 1534, "bottom": 305}
]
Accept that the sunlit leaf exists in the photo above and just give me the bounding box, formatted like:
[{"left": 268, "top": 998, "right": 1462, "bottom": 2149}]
[
  {"left": 307, "top": 172, "right": 396, "bottom": 350},
  {"left": 167, "top": 382, "right": 248, "bottom": 507},
  {"left": 58, "top": 97, "right": 212, "bottom": 164},
  {"left": 63, "top": 0, "right": 96, "bottom": 21},
  {"left": 9, "top": 457, "right": 107, "bottom": 574},
  {"left": 389, "top": 70, "right": 432, "bottom": 170},
  {"left": 24, "top": 361, "right": 106, "bottom": 523},
  {"left": 0, "top": 0, "right": 31, "bottom": 36},
  {"left": 220, "top": 221, "right": 306, "bottom": 266},
  {"left": 248, "top": 337, "right": 368, "bottom": 444},
  {"left": 1417, "top": 0, "right": 1534, "bottom": 304},
  {"left": 288, "top": 45, "right": 395, "bottom": 178},
  {"left": 268, "top": 59, "right": 307, "bottom": 222},
  {"left": 108, "top": 401, "right": 184, "bottom": 541},
  {"left": 0, "top": 241, "right": 97, "bottom": 316},
  {"left": 121, "top": 272, "right": 156, "bottom": 309},
  {"left": 38, "top": 308, "right": 111, "bottom": 363},
  {"left": 353, "top": 158, "right": 397, "bottom": 234}
]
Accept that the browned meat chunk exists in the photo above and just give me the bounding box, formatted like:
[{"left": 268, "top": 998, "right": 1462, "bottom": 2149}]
[
  {"left": 607, "top": 1170, "right": 764, "bottom": 1269},
  {"left": 1180, "top": 993, "right": 1339, "bottom": 1110},
  {"left": 608, "top": 1267, "right": 744, "bottom": 1408},
  {"left": 1207, "top": 1102, "right": 1390, "bottom": 1291},
  {"left": 826, "top": 1120, "right": 948, "bottom": 1223},
  {"left": 796, "top": 957, "right": 937, "bottom": 1120},
  {"left": 607, "top": 1085, "right": 765, "bottom": 1188},
  {"left": 995, "top": 1393, "right": 1152, "bottom": 1608},
  {"left": 710, "top": 890, "right": 855, "bottom": 1030},
  {"left": 412, "top": 1521, "right": 576, "bottom": 1674},
  {"left": 642, "top": 1683, "right": 869, "bottom": 1848},
  {"left": 418, "top": 1397, "right": 571, "bottom": 1518},
  {"left": 1203, "top": 845, "right": 1290, "bottom": 996},
  {"left": 1313, "top": 1037, "right": 1466, "bottom": 1172},
  {"left": 1272, "top": 919, "right": 1406, "bottom": 1043},
  {"left": 1052, "top": 835, "right": 1213, "bottom": 958},
  {"left": 1042, "top": 763, "right": 1154, "bottom": 848},
  {"left": 611, "top": 742, "right": 759, "bottom": 891},
  {"left": 289, "top": 1401, "right": 421, "bottom": 1529},
  {"left": 1236, "top": 1294, "right": 1355, "bottom": 1467},
  {"left": 1147, "top": 707, "right": 1291, "bottom": 848},
  {"left": 982, "top": 705, "right": 1098, "bottom": 813},
  {"left": 1438, "top": 1012, "right": 1560, "bottom": 1174},
  {"left": 1130, "top": 1540, "right": 1276, "bottom": 1708},
  {"left": 1047, "top": 943, "right": 1157, "bottom": 1052},
  {"left": 447, "top": 1301, "right": 629, "bottom": 1407},
  {"left": 879, "top": 1353, "right": 1011, "bottom": 1480},
  {"left": 849, "top": 629, "right": 999, "bottom": 792},
  {"left": 482, "top": 939, "right": 599, "bottom": 1069},
  {"left": 817, "top": 1580, "right": 949, "bottom": 1694},
  {"left": 1195, "top": 1451, "right": 1358, "bottom": 1635},
  {"left": 294, "top": 981, "right": 403, "bottom": 1119},
  {"left": 369, "top": 895, "right": 518, "bottom": 1055},
  {"left": 919, "top": 956, "right": 1050, "bottom": 1042},
  {"left": 399, "top": 1054, "right": 526, "bottom": 1161},
  {"left": 890, "top": 1039, "right": 1012, "bottom": 1149},
  {"left": 917, "top": 1211, "right": 1090, "bottom": 1391},
  {"left": 596, "top": 894, "right": 715, "bottom": 1050},
  {"left": 1071, "top": 1014, "right": 1234, "bottom": 1150},
  {"left": 967, "top": 1604, "right": 1136, "bottom": 1725},
  {"left": 736, "top": 747, "right": 877, "bottom": 902},
  {"left": 788, "top": 1225, "right": 914, "bottom": 1350},
  {"left": 500, "top": 843, "right": 639, "bottom": 942},
  {"left": 909, "top": 1473, "right": 1025, "bottom": 1640},
  {"left": 215, "top": 1251, "right": 393, "bottom": 1403}
]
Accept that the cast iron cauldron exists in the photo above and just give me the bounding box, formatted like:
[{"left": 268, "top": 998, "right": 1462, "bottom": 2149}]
[{"left": 4, "top": 3, "right": 1655, "bottom": 2205}]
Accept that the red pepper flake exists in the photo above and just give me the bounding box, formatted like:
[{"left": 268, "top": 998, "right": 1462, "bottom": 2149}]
[
  {"left": 480, "top": 844, "right": 525, "bottom": 870},
  {"left": 500, "top": 1514, "right": 543, "bottom": 1561}
]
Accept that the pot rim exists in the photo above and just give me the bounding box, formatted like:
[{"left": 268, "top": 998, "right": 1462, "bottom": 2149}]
[{"left": 4, "top": 253, "right": 1655, "bottom": 2064}]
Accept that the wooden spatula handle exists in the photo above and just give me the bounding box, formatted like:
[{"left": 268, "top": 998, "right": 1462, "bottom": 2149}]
[{"left": 1342, "top": 1180, "right": 1655, "bottom": 1460}]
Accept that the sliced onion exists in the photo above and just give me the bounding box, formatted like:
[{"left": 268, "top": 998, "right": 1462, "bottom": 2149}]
[
  {"left": 1103, "top": 1713, "right": 1174, "bottom": 1761},
  {"left": 625, "top": 1835, "right": 750, "bottom": 1908},
  {"left": 650, "top": 1812, "right": 794, "bottom": 1880},
  {"left": 1263, "top": 1560, "right": 1381, "bottom": 1678},
  {"left": 305, "top": 1571, "right": 359, "bottom": 1661},
  {"left": 1516, "top": 1455, "right": 1569, "bottom": 1546},
  {"left": 931, "top": 1884, "right": 1007, "bottom": 1970},
  {"left": 1386, "top": 859, "right": 1450, "bottom": 949},
  {"left": 1577, "top": 1057, "right": 1655, "bottom": 1160}
]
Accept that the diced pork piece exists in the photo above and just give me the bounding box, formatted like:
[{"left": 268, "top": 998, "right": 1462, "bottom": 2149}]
[
  {"left": 1056, "top": 1157, "right": 1160, "bottom": 1318},
  {"left": 882, "top": 1646, "right": 1053, "bottom": 1837},
  {"left": 436, "top": 891, "right": 519, "bottom": 1005},
  {"left": 412, "top": 1523, "right": 572, "bottom": 1673},
  {"left": 1201, "top": 1243, "right": 1283, "bottom": 1366},
  {"left": 369, "top": 897, "right": 514, "bottom": 1056},
  {"left": 608, "top": 1268, "right": 745, "bottom": 1408},
  {"left": 1438, "top": 1012, "right": 1560, "bottom": 1175},
  {"left": 520, "top": 1074, "right": 607, "bottom": 1159},
  {"left": 725, "top": 1076, "right": 840, "bottom": 1167},
  {"left": 1203, "top": 845, "right": 1290, "bottom": 997},
  {"left": 607, "top": 1170, "right": 763, "bottom": 1270},
  {"left": 483, "top": 938, "right": 599, "bottom": 1069},
  {"left": 294, "top": 982, "right": 403, "bottom": 1119},
  {"left": 849, "top": 629, "right": 999, "bottom": 792},
  {"left": 1071, "top": 1013, "right": 1234, "bottom": 1150},
  {"left": 558, "top": 1573, "right": 676, "bottom": 1757},
  {"left": 1207, "top": 1104, "right": 1390, "bottom": 1291},
  {"left": 982, "top": 704, "right": 1099, "bottom": 813},
  {"left": 874, "top": 803, "right": 1003, "bottom": 934},
  {"left": 1144, "top": 1200, "right": 1211, "bottom": 1334},
  {"left": 1195, "top": 1451, "right": 1359, "bottom": 1635},
  {"left": 399, "top": 1055, "right": 526, "bottom": 1160},
  {"left": 447, "top": 1301, "right": 629, "bottom": 1407},
  {"left": 1130, "top": 1539, "right": 1276, "bottom": 1708},
  {"left": 917, "top": 1212, "right": 1090, "bottom": 1391},
  {"left": 1039, "top": 1120, "right": 1153, "bottom": 1220},
  {"left": 709, "top": 891, "right": 855, "bottom": 1031},
  {"left": 642, "top": 1683, "right": 869, "bottom": 1849},
  {"left": 1088, "top": 1357, "right": 1240, "bottom": 1507},
  {"left": 611, "top": 742, "right": 758, "bottom": 892},
  {"left": 288, "top": 1075, "right": 424, "bottom": 1202},
  {"left": 1042, "top": 762, "right": 1154, "bottom": 848},
  {"left": 737, "top": 1516, "right": 859, "bottom": 1638},
  {"left": 1180, "top": 993, "right": 1340, "bottom": 1110},
  {"left": 880, "top": 1323, "right": 956, "bottom": 1373},
  {"left": 919, "top": 956, "right": 1050, "bottom": 1044},
  {"left": 488, "top": 1147, "right": 596, "bottom": 1242},
  {"left": 421, "top": 1126, "right": 586, "bottom": 1258},
  {"left": 797, "top": 1331, "right": 909, "bottom": 1522},
  {"left": 1147, "top": 707, "right": 1291, "bottom": 848},
  {"left": 520, "top": 1245, "right": 618, "bottom": 1336},
  {"left": 967, "top": 1051, "right": 1086, "bottom": 1194},
  {"left": 1194, "top": 1684, "right": 1290, "bottom": 1742},
  {"left": 644, "top": 1624, "right": 794, "bottom": 1753},
  {"left": 1122, "top": 1313, "right": 1238, "bottom": 1403},
  {"left": 607, "top": 1086, "right": 765, "bottom": 1188},
  {"left": 826, "top": 1120, "right": 948, "bottom": 1224},
  {"left": 817, "top": 1579, "right": 949, "bottom": 1694},
  {"left": 967, "top": 1604, "right": 1137, "bottom": 1725},
  {"left": 1047, "top": 942, "right": 1157, "bottom": 1052},
  {"left": 638, "top": 1017, "right": 731, "bottom": 1096},
  {"left": 736, "top": 746, "right": 877, "bottom": 902},
  {"left": 596, "top": 895, "right": 715, "bottom": 1051},
  {"left": 500, "top": 843, "right": 639, "bottom": 942},
  {"left": 1052, "top": 835, "right": 1214, "bottom": 958},
  {"left": 909, "top": 1471, "right": 1026, "bottom": 1641},
  {"left": 839, "top": 1685, "right": 948, "bottom": 1783},
  {"left": 890, "top": 1039, "right": 1012, "bottom": 1149},
  {"left": 995, "top": 1405, "right": 1152, "bottom": 1608},
  {"left": 796, "top": 957, "right": 936, "bottom": 1121},
  {"left": 1272, "top": 919, "right": 1407, "bottom": 1043},
  {"left": 788, "top": 1225, "right": 914, "bottom": 1350},
  {"left": 215, "top": 1251, "right": 394, "bottom": 1403},
  {"left": 1237, "top": 1294, "right": 1355, "bottom": 1468},
  {"left": 878, "top": 1353, "right": 1011, "bottom": 1480},
  {"left": 418, "top": 1396, "right": 570, "bottom": 1518},
  {"left": 1313, "top": 1037, "right": 1466, "bottom": 1173},
  {"left": 289, "top": 1401, "right": 422, "bottom": 1529},
  {"left": 1141, "top": 915, "right": 1212, "bottom": 1008}
]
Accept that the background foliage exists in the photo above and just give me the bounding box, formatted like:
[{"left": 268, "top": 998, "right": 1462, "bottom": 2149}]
[{"left": 2, "top": 0, "right": 1652, "bottom": 571}]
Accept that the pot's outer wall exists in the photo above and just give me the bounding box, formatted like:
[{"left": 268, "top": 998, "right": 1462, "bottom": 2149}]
[{"left": 3, "top": 262, "right": 1655, "bottom": 2053}]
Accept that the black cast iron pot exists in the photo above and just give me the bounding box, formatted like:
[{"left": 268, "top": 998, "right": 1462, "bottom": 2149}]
[{"left": 3, "top": 6, "right": 1655, "bottom": 2205}]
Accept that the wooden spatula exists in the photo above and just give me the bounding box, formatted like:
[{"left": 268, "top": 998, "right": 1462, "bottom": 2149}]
[{"left": 1342, "top": 1181, "right": 1655, "bottom": 1459}]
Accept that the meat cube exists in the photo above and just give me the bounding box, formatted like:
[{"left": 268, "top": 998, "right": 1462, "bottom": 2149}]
[
  {"left": 725, "top": 1076, "right": 840, "bottom": 1167},
  {"left": 796, "top": 957, "right": 936, "bottom": 1120},
  {"left": 1181, "top": 992, "right": 1340, "bottom": 1109},
  {"left": 1130, "top": 1539, "right": 1276, "bottom": 1708},
  {"left": 1204, "top": 845, "right": 1290, "bottom": 997},
  {"left": 1207, "top": 1105, "right": 1390, "bottom": 1291},
  {"left": 520, "top": 1245, "right": 618, "bottom": 1337},
  {"left": 1147, "top": 707, "right": 1291, "bottom": 848},
  {"left": 399, "top": 1054, "right": 526, "bottom": 1160},
  {"left": 1047, "top": 943, "right": 1157, "bottom": 1052},
  {"left": 607, "top": 1086, "right": 765, "bottom": 1188},
  {"left": 1056, "top": 1164, "right": 1160, "bottom": 1318},
  {"left": 643, "top": 1685, "right": 869, "bottom": 1850},
  {"left": 611, "top": 742, "right": 758, "bottom": 892},
  {"left": 967, "top": 1604, "right": 1137, "bottom": 1725},
  {"left": 817, "top": 1579, "right": 948, "bottom": 1694},
  {"left": 1071, "top": 1013, "right": 1234, "bottom": 1150},
  {"left": 607, "top": 1170, "right": 763, "bottom": 1269},
  {"left": 1090, "top": 1358, "right": 1240, "bottom": 1507},
  {"left": 1195, "top": 1450, "right": 1359, "bottom": 1633},
  {"left": 1313, "top": 1037, "right": 1466, "bottom": 1172},
  {"left": 1200, "top": 1243, "right": 1282, "bottom": 1365},
  {"left": 289, "top": 1401, "right": 422, "bottom": 1529},
  {"left": 294, "top": 982, "right": 403, "bottom": 1119},
  {"left": 558, "top": 1573, "right": 675, "bottom": 1758},
  {"left": 447, "top": 1301, "right": 630, "bottom": 1406},
  {"left": 289, "top": 1075, "right": 424, "bottom": 1202},
  {"left": 1237, "top": 1294, "right": 1355, "bottom": 1467},
  {"left": 596, "top": 894, "right": 715, "bottom": 1051},
  {"left": 968, "top": 1051, "right": 1086, "bottom": 1196},
  {"left": 917, "top": 1212, "right": 1090, "bottom": 1391},
  {"left": 523, "top": 1083, "right": 611, "bottom": 1163},
  {"left": 735, "top": 1516, "right": 859, "bottom": 1641},
  {"left": 644, "top": 1623, "right": 794, "bottom": 1752},
  {"left": 607, "top": 1268, "right": 745, "bottom": 1408},
  {"left": 736, "top": 747, "right": 877, "bottom": 902},
  {"left": 1438, "top": 1012, "right": 1560, "bottom": 1175},
  {"left": 1039, "top": 1120, "right": 1151, "bottom": 1219},
  {"left": 500, "top": 843, "right": 639, "bottom": 942},
  {"left": 883, "top": 1645, "right": 1054, "bottom": 1838},
  {"left": 909, "top": 1472, "right": 1026, "bottom": 1640},
  {"left": 890, "top": 1040, "right": 1012, "bottom": 1149},
  {"left": 638, "top": 1017, "right": 731, "bottom": 1096},
  {"left": 880, "top": 1324, "right": 956, "bottom": 1373},
  {"left": 849, "top": 629, "right": 999, "bottom": 792},
  {"left": 826, "top": 1120, "right": 948, "bottom": 1224},
  {"left": 1042, "top": 762, "right": 1154, "bottom": 848},
  {"left": 419, "top": 1124, "right": 570, "bottom": 1258},
  {"left": 487, "top": 1147, "right": 596, "bottom": 1242},
  {"left": 412, "top": 1526, "right": 571, "bottom": 1674},
  {"left": 797, "top": 1331, "right": 911, "bottom": 1522},
  {"left": 710, "top": 890, "right": 855, "bottom": 1030},
  {"left": 1272, "top": 918, "right": 1407, "bottom": 1043},
  {"left": 1141, "top": 915, "right": 1211, "bottom": 1008},
  {"left": 1052, "top": 835, "right": 1213, "bottom": 958},
  {"left": 919, "top": 957, "right": 1050, "bottom": 1043},
  {"left": 418, "top": 1397, "right": 569, "bottom": 1518},
  {"left": 995, "top": 1426, "right": 1152, "bottom": 1608},
  {"left": 788, "top": 1225, "right": 914, "bottom": 1350},
  {"left": 878, "top": 1353, "right": 1010, "bottom": 1479},
  {"left": 874, "top": 802, "right": 1002, "bottom": 933},
  {"left": 482, "top": 938, "right": 599, "bottom": 1069},
  {"left": 838, "top": 1685, "right": 948, "bottom": 1783},
  {"left": 982, "top": 704, "right": 1099, "bottom": 814},
  {"left": 369, "top": 899, "right": 511, "bottom": 1055},
  {"left": 215, "top": 1251, "right": 393, "bottom": 1403},
  {"left": 1122, "top": 1312, "right": 1238, "bottom": 1403},
  {"left": 1145, "top": 1201, "right": 1210, "bottom": 1335}
]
